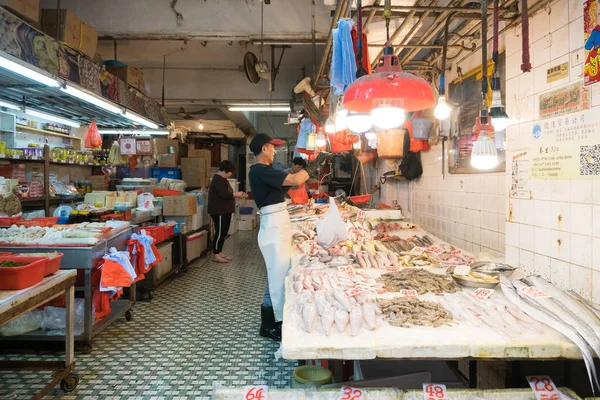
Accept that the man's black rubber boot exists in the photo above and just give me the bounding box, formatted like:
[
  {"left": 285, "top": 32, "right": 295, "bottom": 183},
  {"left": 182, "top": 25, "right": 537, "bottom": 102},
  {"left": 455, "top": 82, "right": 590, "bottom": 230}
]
[{"left": 260, "top": 304, "right": 281, "bottom": 342}]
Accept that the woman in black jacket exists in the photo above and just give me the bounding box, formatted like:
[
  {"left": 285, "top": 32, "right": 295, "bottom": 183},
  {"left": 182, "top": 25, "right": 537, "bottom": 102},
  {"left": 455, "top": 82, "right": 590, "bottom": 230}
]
[{"left": 208, "top": 160, "right": 245, "bottom": 263}]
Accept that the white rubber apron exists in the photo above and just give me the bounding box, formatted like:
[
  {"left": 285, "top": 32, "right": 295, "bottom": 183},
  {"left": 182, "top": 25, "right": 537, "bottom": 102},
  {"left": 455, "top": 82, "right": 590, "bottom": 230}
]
[{"left": 257, "top": 201, "right": 292, "bottom": 322}]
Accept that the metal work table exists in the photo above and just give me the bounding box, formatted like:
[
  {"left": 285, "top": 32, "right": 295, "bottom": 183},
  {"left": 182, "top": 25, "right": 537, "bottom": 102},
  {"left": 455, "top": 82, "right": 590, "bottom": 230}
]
[
  {"left": 0, "top": 270, "right": 78, "bottom": 399},
  {"left": 0, "top": 226, "right": 135, "bottom": 353}
]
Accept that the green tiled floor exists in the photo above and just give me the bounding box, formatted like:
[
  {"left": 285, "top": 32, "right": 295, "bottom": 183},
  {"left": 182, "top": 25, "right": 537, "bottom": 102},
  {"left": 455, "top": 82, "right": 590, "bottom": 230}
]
[{"left": 0, "top": 231, "right": 297, "bottom": 399}]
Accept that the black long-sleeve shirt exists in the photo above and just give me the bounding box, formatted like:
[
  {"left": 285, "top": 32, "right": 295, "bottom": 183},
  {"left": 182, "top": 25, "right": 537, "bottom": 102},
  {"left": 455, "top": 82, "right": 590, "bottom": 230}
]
[{"left": 208, "top": 174, "right": 235, "bottom": 215}]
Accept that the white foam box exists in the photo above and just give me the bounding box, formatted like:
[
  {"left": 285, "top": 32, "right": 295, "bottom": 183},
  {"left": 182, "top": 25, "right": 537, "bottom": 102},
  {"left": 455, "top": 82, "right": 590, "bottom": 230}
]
[
  {"left": 228, "top": 219, "right": 239, "bottom": 235},
  {"left": 166, "top": 216, "right": 193, "bottom": 233},
  {"left": 153, "top": 241, "right": 173, "bottom": 284},
  {"left": 364, "top": 209, "right": 404, "bottom": 220},
  {"left": 239, "top": 213, "right": 255, "bottom": 222},
  {"left": 239, "top": 219, "right": 255, "bottom": 231},
  {"left": 185, "top": 230, "right": 207, "bottom": 263}
]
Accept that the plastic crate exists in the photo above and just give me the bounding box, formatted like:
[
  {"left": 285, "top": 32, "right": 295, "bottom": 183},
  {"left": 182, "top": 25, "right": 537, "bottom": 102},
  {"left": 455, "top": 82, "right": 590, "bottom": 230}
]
[
  {"left": 117, "top": 166, "right": 152, "bottom": 179},
  {"left": 0, "top": 215, "right": 22, "bottom": 227},
  {"left": 240, "top": 206, "right": 254, "bottom": 215},
  {"left": 142, "top": 226, "right": 164, "bottom": 244},
  {"left": 0, "top": 256, "right": 47, "bottom": 290},
  {"left": 153, "top": 189, "right": 181, "bottom": 197},
  {"left": 150, "top": 167, "right": 181, "bottom": 181},
  {"left": 16, "top": 253, "right": 63, "bottom": 276},
  {"left": 15, "top": 217, "right": 59, "bottom": 228}
]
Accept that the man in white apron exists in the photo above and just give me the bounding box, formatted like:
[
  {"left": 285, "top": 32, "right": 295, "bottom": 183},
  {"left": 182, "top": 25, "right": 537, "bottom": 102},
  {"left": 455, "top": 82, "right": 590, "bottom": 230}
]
[{"left": 248, "top": 134, "right": 309, "bottom": 341}]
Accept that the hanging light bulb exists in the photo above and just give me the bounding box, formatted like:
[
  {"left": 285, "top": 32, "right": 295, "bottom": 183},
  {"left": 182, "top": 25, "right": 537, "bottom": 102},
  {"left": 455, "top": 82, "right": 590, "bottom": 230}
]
[
  {"left": 471, "top": 110, "right": 498, "bottom": 170},
  {"left": 353, "top": 138, "right": 362, "bottom": 150},
  {"left": 324, "top": 117, "right": 336, "bottom": 133},
  {"left": 199, "top": 121, "right": 204, "bottom": 130},
  {"left": 370, "top": 99, "right": 405, "bottom": 129},
  {"left": 364, "top": 130, "right": 377, "bottom": 140},
  {"left": 345, "top": 111, "right": 373, "bottom": 133},
  {"left": 489, "top": 77, "right": 510, "bottom": 131},
  {"left": 335, "top": 107, "right": 348, "bottom": 131},
  {"left": 434, "top": 96, "right": 451, "bottom": 120},
  {"left": 316, "top": 131, "right": 327, "bottom": 147}
]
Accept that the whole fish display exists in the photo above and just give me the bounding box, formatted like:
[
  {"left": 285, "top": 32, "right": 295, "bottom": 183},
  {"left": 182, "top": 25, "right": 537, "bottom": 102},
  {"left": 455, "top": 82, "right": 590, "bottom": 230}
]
[{"left": 500, "top": 275, "right": 600, "bottom": 393}]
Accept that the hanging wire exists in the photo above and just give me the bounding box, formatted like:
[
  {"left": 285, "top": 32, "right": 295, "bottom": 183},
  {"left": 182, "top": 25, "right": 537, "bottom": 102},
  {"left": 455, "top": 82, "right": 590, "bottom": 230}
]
[
  {"left": 384, "top": 0, "right": 392, "bottom": 45},
  {"left": 480, "top": 0, "right": 488, "bottom": 108},
  {"left": 260, "top": 0, "right": 265, "bottom": 62}
]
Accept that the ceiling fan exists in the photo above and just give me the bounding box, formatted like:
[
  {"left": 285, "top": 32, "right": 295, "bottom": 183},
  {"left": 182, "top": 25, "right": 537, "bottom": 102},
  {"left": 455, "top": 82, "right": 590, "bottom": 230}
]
[
  {"left": 242, "top": 0, "right": 274, "bottom": 91},
  {"left": 177, "top": 107, "right": 208, "bottom": 120}
]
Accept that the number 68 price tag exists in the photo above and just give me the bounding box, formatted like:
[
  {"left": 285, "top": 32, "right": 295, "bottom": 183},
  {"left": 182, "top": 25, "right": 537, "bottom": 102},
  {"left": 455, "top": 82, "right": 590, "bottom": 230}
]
[
  {"left": 341, "top": 386, "right": 364, "bottom": 400},
  {"left": 423, "top": 383, "right": 447, "bottom": 400},
  {"left": 527, "top": 376, "right": 561, "bottom": 400},
  {"left": 243, "top": 386, "right": 268, "bottom": 400}
]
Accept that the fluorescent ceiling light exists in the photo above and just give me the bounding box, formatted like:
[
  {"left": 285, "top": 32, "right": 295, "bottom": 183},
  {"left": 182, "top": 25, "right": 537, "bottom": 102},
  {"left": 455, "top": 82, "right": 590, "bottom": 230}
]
[
  {"left": 0, "top": 99, "right": 20, "bottom": 111},
  {"left": 124, "top": 111, "right": 159, "bottom": 129},
  {"left": 228, "top": 106, "right": 290, "bottom": 112},
  {"left": 0, "top": 54, "right": 60, "bottom": 87},
  {"left": 98, "top": 129, "right": 169, "bottom": 136},
  {"left": 25, "top": 108, "right": 81, "bottom": 128},
  {"left": 61, "top": 85, "right": 122, "bottom": 114}
]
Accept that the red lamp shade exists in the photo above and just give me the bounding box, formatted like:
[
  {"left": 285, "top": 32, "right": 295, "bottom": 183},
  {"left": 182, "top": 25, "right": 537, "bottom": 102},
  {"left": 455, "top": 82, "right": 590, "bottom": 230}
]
[{"left": 342, "top": 50, "right": 436, "bottom": 113}]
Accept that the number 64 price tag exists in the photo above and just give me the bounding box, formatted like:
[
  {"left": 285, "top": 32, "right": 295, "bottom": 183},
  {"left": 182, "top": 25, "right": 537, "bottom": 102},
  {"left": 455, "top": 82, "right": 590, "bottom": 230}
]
[
  {"left": 423, "top": 383, "right": 447, "bottom": 400},
  {"left": 527, "top": 376, "right": 561, "bottom": 400},
  {"left": 341, "top": 386, "right": 364, "bottom": 400},
  {"left": 243, "top": 386, "right": 268, "bottom": 400}
]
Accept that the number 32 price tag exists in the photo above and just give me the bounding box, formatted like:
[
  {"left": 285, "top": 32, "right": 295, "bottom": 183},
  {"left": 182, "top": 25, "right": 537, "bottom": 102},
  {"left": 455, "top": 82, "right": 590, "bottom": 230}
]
[
  {"left": 527, "top": 376, "right": 561, "bottom": 400},
  {"left": 244, "top": 386, "right": 268, "bottom": 400},
  {"left": 423, "top": 383, "right": 447, "bottom": 400},
  {"left": 341, "top": 386, "right": 364, "bottom": 400}
]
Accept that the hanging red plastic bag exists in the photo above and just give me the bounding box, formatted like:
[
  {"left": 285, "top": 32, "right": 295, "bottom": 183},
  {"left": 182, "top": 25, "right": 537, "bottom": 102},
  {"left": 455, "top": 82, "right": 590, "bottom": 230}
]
[
  {"left": 85, "top": 120, "right": 102, "bottom": 149},
  {"left": 288, "top": 184, "right": 309, "bottom": 204}
]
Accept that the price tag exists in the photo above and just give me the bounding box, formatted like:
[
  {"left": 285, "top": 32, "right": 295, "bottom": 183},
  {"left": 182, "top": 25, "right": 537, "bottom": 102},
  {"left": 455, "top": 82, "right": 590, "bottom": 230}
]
[
  {"left": 427, "top": 246, "right": 445, "bottom": 255},
  {"left": 60, "top": 160, "right": 66, "bottom": 164},
  {"left": 0, "top": 154, "right": 5, "bottom": 158},
  {"left": 357, "top": 211, "right": 365, "bottom": 222},
  {"left": 12, "top": 155, "right": 19, "bottom": 159},
  {"left": 451, "top": 249, "right": 463, "bottom": 256},
  {"left": 453, "top": 265, "right": 471, "bottom": 276},
  {"left": 341, "top": 386, "right": 364, "bottom": 400},
  {"left": 68, "top": 161, "right": 74, "bottom": 164},
  {"left": 520, "top": 287, "right": 552, "bottom": 299},
  {"left": 337, "top": 265, "right": 355, "bottom": 275},
  {"left": 79, "top": 162, "right": 84, "bottom": 165},
  {"left": 51, "top": 159, "right": 57, "bottom": 163},
  {"left": 423, "top": 383, "right": 447, "bottom": 400},
  {"left": 398, "top": 289, "right": 419, "bottom": 298},
  {"left": 527, "top": 376, "right": 561, "bottom": 400},
  {"left": 410, "top": 247, "right": 426, "bottom": 256},
  {"left": 473, "top": 288, "right": 494, "bottom": 301},
  {"left": 243, "top": 386, "right": 268, "bottom": 400}
]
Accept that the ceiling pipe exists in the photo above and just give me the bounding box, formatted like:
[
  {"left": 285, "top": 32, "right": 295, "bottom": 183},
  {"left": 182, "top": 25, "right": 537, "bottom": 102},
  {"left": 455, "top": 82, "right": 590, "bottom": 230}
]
[
  {"left": 98, "top": 35, "right": 327, "bottom": 42},
  {"left": 361, "top": 5, "right": 513, "bottom": 13},
  {"left": 363, "top": 10, "right": 515, "bottom": 20},
  {"left": 315, "top": 0, "right": 347, "bottom": 82},
  {"left": 369, "top": 44, "right": 474, "bottom": 49}
]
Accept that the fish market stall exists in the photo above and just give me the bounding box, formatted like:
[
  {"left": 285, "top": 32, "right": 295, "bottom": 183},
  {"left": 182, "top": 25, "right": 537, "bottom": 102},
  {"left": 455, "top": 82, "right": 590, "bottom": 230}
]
[
  {"left": 282, "top": 201, "right": 600, "bottom": 389},
  {"left": 0, "top": 222, "right": 135, "bottom": 353},
  {"left": 0, "top": 270, "right": 79, "bottom": 398}
]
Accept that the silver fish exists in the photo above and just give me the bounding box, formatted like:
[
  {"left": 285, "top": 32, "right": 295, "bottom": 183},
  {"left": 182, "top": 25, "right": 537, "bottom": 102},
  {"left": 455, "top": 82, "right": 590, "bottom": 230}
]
[{"left": 501, "top": 275, "right": 599, "bottom": 393}]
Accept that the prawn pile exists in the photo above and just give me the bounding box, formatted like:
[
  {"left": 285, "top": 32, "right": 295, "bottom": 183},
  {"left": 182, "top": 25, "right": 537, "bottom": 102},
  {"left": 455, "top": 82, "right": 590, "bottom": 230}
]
[
  {"left": 377, "top": 297, "right": 455, "bottom": 328},
  {"left": 378, "top": 269, "right": 459, "bottom": 295}
]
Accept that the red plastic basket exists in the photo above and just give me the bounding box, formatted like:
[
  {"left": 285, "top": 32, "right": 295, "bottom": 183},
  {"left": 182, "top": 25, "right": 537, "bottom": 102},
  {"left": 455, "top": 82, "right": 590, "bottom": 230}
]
[
  {"left": 142, "top": 226, "right": 164, "bottom": 244},
  {"left": 42, "top": 253, "right": 63, "bottom": 276},
  {"left": 163, "top": 225, "right": 175, "bottom": 240},
  {"left": 153, "top": 189, "right": 181, "bottom": 197},
  {"left": 0, "top": 256, "right": 47, "bottom": 290},
  {"left": 15, "top": 217, "right": 59, "bottom": 228},
  {"left": 0, "top": 215, "right": 22, "bottom": 227},
  {"left": 349, "top": 194, "right": 372, "bottom": 204}
]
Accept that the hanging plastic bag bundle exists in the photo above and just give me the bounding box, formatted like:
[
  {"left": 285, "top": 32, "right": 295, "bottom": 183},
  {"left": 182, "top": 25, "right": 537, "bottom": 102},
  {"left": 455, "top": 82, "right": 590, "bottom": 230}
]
[
  {"left": 84, "top": 120, "right": 102, "bottom": 149},
  {"left": 316, "top": 197, "right": 348, "bottom": 248},
  {"left": 331, "top": 19, "right": 357, "bottom": 95}
]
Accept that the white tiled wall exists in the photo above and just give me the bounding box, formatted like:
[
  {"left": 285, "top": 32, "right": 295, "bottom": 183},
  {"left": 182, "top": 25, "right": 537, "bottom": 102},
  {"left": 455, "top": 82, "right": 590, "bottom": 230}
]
[
  {"left": 411, "top": 0, "right": 598, "bottom": 301},
  {"left": 411, "top": 145, "right": 505, "bottom": 257}
]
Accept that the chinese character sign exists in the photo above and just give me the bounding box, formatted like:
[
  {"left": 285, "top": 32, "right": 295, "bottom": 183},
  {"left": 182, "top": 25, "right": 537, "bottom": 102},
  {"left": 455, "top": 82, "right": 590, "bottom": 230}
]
[{"left": 585, "top": 0, "right": 600, "bottom": 86}]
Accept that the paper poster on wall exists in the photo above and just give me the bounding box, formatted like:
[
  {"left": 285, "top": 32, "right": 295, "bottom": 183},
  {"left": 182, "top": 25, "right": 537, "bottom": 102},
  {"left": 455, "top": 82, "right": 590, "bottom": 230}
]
[
  {"left": 510, "top": 151, "right": 533, "bottom": 199},
  {"left": 539, "top": 82, "right": 589, "bottom": 119},
  {"left": 585, "top": 0, "right": 600, "bottom": 86},
  {"left": 546, "top": 62, "right": 569, "bottom": 83},
  {"left": 530, "top": 109, "right": 600, "bottom": 179}
]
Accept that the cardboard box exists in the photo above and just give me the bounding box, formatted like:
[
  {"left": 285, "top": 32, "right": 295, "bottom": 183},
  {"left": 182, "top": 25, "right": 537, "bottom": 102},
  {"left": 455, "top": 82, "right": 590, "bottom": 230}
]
[
  {"left": 105, "top": 65, "right": 144, "bottom": 92},
  {"left": 163, "top": 195, "right": 197, "bottom": 216},
  {"left": 154, "top": 138, "right": 179, "bottom": 155},
  {"left": 2, "top": 0, "right": 39, "bottom": 22},
  {"left": 239, "top": 219, "right": 255, "bottom": 231},
  {"left": 165, "top": 216, "right": 193, "bottom": 233},
  {"left": 41, "top": 9, "right": 98, "bottom": 59},
  {"left": 86, "top": 176, "right": 105, "bottom": 191},
  {"left": 153, "top": 242, "right": 173, "bottom": 284},
  {"left": 181, "top": 157, "right": 209, "bottom": 188},
  {"left": 158, "top": 154, "right": 178, "bottom": 168},
  {"left": 84, "top": 191, "right": 109, "bottom": 207}
]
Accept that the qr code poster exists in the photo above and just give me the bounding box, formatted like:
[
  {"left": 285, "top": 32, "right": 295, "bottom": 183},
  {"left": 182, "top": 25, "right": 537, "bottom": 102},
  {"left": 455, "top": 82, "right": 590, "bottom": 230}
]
[{"left": 530, "top": 109, "right": 600, "bottom": 179}]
